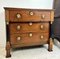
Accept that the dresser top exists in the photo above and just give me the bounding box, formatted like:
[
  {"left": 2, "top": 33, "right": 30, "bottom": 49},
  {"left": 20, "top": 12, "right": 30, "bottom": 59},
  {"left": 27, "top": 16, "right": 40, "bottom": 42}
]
[{"left": 4, "top": 7, "right": 54, "bottom": 11}]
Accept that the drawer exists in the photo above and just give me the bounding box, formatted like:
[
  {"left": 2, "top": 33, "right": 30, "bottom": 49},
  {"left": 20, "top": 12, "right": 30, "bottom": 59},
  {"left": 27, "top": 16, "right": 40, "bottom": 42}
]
[
  {"left": 9, "top": 10, "right": 51, "bottom": 22},
  {"left": 9, "top": 23, "right": 49, "bottom": 34},
  {"left": 10, "top": 33, "right": 49, "bottom": 47}
]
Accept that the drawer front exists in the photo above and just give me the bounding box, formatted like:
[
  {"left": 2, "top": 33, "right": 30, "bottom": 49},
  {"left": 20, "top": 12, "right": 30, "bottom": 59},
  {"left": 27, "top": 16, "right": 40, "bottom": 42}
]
[
  {"left": 10, "top": 33, "right": 49, "bottom": 47},
  {"left": 9, "top": 23, "right": 49, "bottom": 34},
  {"left": 9, "top": 10, "right": 51, "bottom": 22}
]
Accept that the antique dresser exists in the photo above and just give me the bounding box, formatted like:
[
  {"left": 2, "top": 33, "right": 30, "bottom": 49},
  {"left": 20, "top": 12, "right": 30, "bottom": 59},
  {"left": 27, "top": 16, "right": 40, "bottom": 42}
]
[{"left": 4, "top": 7, "right": 54, "bottom": 58}]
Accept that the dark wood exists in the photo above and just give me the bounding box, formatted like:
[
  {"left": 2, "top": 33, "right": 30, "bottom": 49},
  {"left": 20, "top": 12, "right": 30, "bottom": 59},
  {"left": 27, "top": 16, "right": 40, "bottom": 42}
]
[
  {"left": 4, "top": 7, "right": 54, "bottom": 58},
  {"left": 10, "top": 33, "right": 49, "bottom": 46},
  {"left": 9, "top": 23, "right": 49, "bottom": 34},
  {"left": 9, "top": 10, "right": 51, "bottom": 22},
  {"left": 4, "top": 7, "right": 54, "bottom": 11},
  {"left": 6, "top": 41, "right": 11, "bottom": 58},
  {"left": 4, "top": 7, "right": 54, "bottom": 22},
  {"left": 48, "top": 38, "right": 53, "bottom": 51}
]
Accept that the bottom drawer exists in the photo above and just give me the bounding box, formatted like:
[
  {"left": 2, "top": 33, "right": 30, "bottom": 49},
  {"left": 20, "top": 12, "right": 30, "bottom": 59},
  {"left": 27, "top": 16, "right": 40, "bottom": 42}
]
[{"left": 10, "top": 33, "right": 49, "bottom": 47}]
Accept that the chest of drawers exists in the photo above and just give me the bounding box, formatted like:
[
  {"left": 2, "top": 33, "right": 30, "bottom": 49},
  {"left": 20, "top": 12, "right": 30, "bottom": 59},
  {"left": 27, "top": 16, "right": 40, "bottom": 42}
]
[{"left": 4, "top": 7, "right": 54, "bottom": 58}]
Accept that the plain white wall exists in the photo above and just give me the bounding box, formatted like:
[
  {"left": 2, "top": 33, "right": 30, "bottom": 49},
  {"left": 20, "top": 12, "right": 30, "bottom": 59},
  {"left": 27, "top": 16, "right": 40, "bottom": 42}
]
[{"left": 0, "top": 0, "right": 54, "bottom": 47}]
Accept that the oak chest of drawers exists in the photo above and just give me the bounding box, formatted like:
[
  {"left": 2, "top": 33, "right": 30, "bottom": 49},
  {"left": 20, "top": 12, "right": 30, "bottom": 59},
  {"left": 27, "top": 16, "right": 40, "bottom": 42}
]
[{"left": 4, "top": 7, "right": 54, "bottom": 58}]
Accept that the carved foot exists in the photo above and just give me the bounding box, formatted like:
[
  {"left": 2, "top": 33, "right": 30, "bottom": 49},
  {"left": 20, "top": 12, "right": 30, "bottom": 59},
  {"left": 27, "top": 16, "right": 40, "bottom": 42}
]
[
  {"left": 6, "top": 41, "right": 11, "bottom": 58},
  {"left": 48, "top": 38, "right": 53, "bottom": 51},
  {"left": 6, "top": 49, "right": 11, "bottom": 58}
]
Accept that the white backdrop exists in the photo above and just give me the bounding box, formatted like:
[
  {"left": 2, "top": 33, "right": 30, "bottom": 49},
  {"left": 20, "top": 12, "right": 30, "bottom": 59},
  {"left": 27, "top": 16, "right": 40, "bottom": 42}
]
[{"left": 0, "top": 0, "right": 54, "bottom": 47}]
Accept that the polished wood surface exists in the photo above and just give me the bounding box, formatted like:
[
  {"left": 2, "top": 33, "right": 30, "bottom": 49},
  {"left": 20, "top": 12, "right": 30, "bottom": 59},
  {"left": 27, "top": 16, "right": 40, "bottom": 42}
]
[
  {"left": 9, "top": 10, "right": 51, "bottom": 22},
  {"left": 4, "top": 7, "right": 54, "bottom": 22},
  {"left": 10, "top": 33, "right": 49, "bottom": 45},
  {"left": 4, "top": 7, "right": 54, "bottom": 58},
  {"left": 9, "top": 23, "right": 49, "bottom": 34}
]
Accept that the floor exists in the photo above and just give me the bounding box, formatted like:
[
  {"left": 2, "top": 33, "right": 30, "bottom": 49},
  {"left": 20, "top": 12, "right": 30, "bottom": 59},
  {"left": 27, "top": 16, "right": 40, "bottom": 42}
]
[{"left": 0, "top": 40, "right": 60, "bottom": 59}]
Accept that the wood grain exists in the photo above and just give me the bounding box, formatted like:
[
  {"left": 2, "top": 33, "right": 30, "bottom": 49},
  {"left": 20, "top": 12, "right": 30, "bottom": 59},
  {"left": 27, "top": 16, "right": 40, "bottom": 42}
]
[{"left": 9, "top": 23, "right": 49, "bottom": 34}]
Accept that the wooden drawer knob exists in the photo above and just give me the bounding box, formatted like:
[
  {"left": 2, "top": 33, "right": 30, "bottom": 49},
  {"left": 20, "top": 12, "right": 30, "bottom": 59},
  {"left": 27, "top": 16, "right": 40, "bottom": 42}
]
[
  {"left": 17, "top": 37, "right": 21, "bottom": 41},
  {"left": 29, "top": 33, "right": 33, "bottom": 37},
  {"left": 41, "top": 14, "right": 45, "bottom": 19},
  {"left": 29, "top": 22, "right": 32, "bottom": 26},
  {"left": 40, "top": 25, "right": 44, "bottom": 29},
  {"left": 17, "top": 25, "right": 21, "bottom": 30},
  {"left": 16, "top": 13, "right": 21, "bottom": 18},
  {"left": 29, "top": 11, "right": 34, "bottom": 16},
  {"left": 40, "top": 35, "right": 44, "bottom": 39}
]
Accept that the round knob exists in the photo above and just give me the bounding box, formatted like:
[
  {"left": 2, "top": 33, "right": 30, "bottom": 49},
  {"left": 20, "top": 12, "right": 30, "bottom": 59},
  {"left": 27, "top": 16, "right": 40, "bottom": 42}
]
[
  {"left": 29, "top": 33, "right": 33, "bottom": 37},
  {"left": 30, "top": 11, "right": 34, "bottom": 16},
  {"left": 40, "top": 25, "right": 44, "bottom": 29},
  {"left": 17, "top": 25, "right": 21, "bottom": 30},
  {"left": 29, "top": 22, "right": 32, "bottom": 26},
  {"left": 16, "top": 13, "right": 21, "bottom": 18},
  {"left": 41, "top": 14, "right": 45, "bottom": 19},
  {"left": 17, "top": 37, "right": 21, "bottom": 41},
  {"left": 6, "top": 21, "right": 9, "bottom": 25},
  {"left": 40, "top": 35, "right": 44, "bottom": 39}
]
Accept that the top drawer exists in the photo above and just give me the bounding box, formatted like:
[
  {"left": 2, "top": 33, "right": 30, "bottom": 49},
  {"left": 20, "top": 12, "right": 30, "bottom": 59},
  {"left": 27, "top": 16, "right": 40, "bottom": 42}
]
[
  {"left": 4, "top": 8, "right": 54, "bottom": 22},
  {"left": 9, "top": 10, "right": 50, "bottom": 22}
]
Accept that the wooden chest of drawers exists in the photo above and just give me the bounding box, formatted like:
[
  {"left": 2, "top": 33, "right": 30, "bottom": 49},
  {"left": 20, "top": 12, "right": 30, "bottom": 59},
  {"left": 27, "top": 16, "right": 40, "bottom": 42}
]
[{"left": 4, "top": 7, "right": 54, "bottom": 58}]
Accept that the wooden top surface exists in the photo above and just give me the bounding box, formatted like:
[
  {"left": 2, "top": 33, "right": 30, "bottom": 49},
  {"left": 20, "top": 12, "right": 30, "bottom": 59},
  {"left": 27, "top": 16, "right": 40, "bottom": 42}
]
[{"left": 4, "top": 7, "right": 54, "bottom": 11}]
